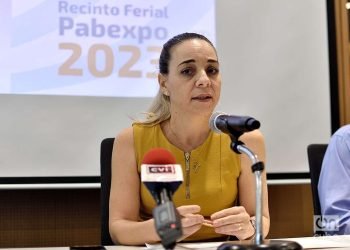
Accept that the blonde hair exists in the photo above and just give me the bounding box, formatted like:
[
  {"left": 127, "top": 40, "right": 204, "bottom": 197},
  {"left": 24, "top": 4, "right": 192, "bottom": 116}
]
[{"left": 134, "top": 91, "right": 171, "bottom": 125}]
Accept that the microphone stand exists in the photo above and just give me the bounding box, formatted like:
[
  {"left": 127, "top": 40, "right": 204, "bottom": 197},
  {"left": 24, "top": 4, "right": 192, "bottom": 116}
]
[
  {"left": 217, "top": 133, "right": 302, "bottom": 250},
  {"left": 234, "top": 143, "right": 264, "bottom": 244}
]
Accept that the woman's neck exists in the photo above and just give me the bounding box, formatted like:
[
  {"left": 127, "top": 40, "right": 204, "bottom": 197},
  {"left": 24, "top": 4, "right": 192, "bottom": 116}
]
[{"left": 162, "top": 115, "right": 210, "bottom": 152}]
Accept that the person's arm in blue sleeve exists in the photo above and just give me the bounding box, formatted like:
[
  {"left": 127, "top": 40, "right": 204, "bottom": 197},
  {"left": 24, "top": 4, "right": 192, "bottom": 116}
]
[{"left": 318, "top": 125, "right": 350, "bottom": 235}]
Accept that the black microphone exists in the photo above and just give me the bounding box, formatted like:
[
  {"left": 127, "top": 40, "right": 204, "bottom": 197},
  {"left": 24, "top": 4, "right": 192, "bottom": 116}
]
[
  {"left": 209, "top": 111, "right": 260, "bottom": 136},
  {"left": 141, "top": 148, "right": 183, "bottom": 250}
]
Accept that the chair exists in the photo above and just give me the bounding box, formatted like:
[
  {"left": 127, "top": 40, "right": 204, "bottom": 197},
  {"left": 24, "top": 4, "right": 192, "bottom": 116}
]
[
  {"left": 307, "top": 144, "right": 328, "bottom": 235},
  {"left": 100, "top": 137, "right": 115, "bottom": 246}
]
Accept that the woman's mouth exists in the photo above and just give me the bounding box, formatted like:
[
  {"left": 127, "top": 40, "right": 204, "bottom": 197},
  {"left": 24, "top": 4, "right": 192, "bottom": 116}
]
[{"left": 192, "top": 94, "right": 212, "bottom": 101}]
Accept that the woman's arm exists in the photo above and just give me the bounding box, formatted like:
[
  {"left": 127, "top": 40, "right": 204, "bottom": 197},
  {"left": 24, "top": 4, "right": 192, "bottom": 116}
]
[
  {"left": 238, "top": 129, "right": 270, "bottom": 238},
  {"left": 109, "top": 127, "right": 205, "bottom": 245},
  {"left": 210, "top": 129, "right": 270, "bottom": 240},
  {"left": 109, "top": 127, "right": 160, "bottom": 245}
]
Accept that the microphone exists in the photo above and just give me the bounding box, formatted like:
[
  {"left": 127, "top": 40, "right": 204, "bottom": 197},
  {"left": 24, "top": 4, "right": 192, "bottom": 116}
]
[
  {"left": 141, "top": 148, "right": 183, "bottom": 249},
  {"left": 210, "top": 113, "right": 302, "bottom": 250},
  {"left": 209, "top": 111, "right": 260, "bottom": 136}
]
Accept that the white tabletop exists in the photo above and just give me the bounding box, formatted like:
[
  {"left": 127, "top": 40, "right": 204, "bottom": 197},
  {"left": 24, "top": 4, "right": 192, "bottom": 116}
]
[{"left": 4, "top": 235, "right": 350, "bottom": 250}]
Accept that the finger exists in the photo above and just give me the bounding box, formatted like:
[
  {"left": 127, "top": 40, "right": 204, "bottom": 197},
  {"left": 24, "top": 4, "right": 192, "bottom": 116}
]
[
  {"left": 214, "top": 222, "right": 244, "bottom": 234},
  {"left": 202, "top": 219, "right": 214, "bottom": 228},
  {"left": 212, "top": 213, "right": 249, "bottom": 227},
  {"left": 177, "top": 205, "right": 201, "bottom": 216},
  {"left": 181, "top": 214, "right": 204, "bottom": 228},
  {"left": 181, "top": 223, "right": 202, "bottom": 240},
  {"left": 211, "top": 206, "right": 245, "bottom": 220}
]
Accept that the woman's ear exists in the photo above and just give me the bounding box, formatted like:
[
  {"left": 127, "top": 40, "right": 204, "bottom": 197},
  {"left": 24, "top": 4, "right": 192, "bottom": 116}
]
[{"left": 158, "top": 73, "right": 169, "bottom": 96}]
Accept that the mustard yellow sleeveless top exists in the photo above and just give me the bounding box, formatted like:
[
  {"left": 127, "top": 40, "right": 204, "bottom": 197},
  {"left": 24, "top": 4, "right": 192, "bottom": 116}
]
[{"left": 133, "top": 123, "right": 241, "bottom": 241}]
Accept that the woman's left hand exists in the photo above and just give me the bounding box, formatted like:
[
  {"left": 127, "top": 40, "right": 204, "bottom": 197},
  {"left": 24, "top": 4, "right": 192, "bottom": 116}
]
[{"left": 210, "top": 206, "right": 255, "bottom": 240}]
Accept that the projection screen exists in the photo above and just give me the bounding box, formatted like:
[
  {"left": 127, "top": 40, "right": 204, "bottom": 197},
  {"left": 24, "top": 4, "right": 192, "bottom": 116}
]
[{"left": 0, "top": 0, "right": 331, "bottom": 178}]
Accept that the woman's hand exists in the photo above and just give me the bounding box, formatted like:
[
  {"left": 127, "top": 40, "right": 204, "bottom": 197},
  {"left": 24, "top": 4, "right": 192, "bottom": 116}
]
[
  {"left": 177, "top": 205, "right": 204, "bottom": 240},
  {"left": 211, "top": 206, "right": 255, "bottom": 240}
]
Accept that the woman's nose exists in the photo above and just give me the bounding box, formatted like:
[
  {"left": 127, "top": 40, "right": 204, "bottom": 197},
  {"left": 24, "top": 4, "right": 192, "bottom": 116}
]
[{"left": 195, "top": 71, "right": 211, "bottom": 87}]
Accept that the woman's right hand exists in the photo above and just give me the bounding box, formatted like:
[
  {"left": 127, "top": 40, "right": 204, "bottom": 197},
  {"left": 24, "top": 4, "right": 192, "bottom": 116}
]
[{"left": 177, "top": 205, "right": 204, "bottom": 240}]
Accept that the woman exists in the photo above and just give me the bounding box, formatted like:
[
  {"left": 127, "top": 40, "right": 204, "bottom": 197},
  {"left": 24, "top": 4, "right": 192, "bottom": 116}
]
[{"left": 109, "top": 32, "right": 270, "bottom": 245}]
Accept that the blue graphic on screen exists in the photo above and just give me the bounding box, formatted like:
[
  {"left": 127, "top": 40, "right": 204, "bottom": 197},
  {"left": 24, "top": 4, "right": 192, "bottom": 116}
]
[{"left": 0, "top": 0, "right": 215, "bottom": 97}]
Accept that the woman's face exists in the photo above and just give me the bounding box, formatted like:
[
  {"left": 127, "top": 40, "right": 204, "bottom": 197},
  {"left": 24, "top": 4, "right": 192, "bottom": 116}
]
[{"left": 159, "top": 39, "right": 221, "bottom": 117}]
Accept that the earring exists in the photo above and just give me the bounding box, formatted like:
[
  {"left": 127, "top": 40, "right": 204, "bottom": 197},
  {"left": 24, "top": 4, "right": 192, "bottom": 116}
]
[{"left": 163, "top": 91, "right": 169, "bottom": 96}]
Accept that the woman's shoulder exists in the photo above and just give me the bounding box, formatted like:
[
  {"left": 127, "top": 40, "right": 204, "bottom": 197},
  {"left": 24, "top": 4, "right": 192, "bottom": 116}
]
[
  {"left": 211, "top": 130, "right": 264, "bottom": 147},
  {"left": 115, "top": 127, "right": 134, "bottom": 145},
  {"left": 116, "top": 123, "right": 158, "bottom": 137},
  {"left": 116, "top": 123, "right": 160, "bottom": 143},
  {"left": 240, "top": 129, "right": 264, "bottom": 144},
  {"left": 239, "top": 130, "right": 266, "bottom": 160},
  {"left": 132, "top": 122, "right": 160, "bottom": 134}
]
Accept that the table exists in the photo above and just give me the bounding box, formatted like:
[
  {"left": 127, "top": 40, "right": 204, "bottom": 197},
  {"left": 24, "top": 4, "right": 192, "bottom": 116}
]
[{"left": 3, "top": 235, "right": 350, "bottom": 250}]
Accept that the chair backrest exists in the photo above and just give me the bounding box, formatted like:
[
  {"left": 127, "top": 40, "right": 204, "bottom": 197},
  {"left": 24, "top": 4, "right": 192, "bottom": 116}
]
[
  {"left": 100, "top": 137, "right": 115, "bottom": 246},
  {"left": 307, "top": 143, "right": 328, "bottom": 235}
]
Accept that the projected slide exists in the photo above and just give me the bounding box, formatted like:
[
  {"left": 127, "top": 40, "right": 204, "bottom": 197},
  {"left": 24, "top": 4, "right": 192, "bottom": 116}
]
[{"left": 0, "top": 0, "right": 215, "bottom": 97}]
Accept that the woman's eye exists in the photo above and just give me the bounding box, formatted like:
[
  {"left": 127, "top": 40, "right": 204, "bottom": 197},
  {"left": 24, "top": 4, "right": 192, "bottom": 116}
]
[
  {"left": 181, "top": 68, "right": 194, "bottom": 75},
  {"left": 207, "top": 67, "right": 219, "bottom": 75}
]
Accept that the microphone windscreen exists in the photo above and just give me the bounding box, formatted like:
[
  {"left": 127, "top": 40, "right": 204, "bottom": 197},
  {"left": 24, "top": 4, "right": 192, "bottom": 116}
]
[
  {"left": 209, "top": 111, "right": 226, "bottom": 133},
  {"left": 142, "top": 148, "right": 176, "bottom": 165}
]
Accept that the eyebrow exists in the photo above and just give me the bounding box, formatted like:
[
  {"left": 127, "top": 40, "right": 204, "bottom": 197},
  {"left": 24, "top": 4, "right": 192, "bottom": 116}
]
[{"left": 178, "top": 59, "right": 219, "bottom": 67}]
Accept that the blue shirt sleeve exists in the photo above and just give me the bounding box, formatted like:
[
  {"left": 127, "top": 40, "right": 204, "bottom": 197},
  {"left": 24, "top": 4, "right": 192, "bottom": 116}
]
[{"left": 318, "top": 125, "right": 350, "bottom": 235}]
